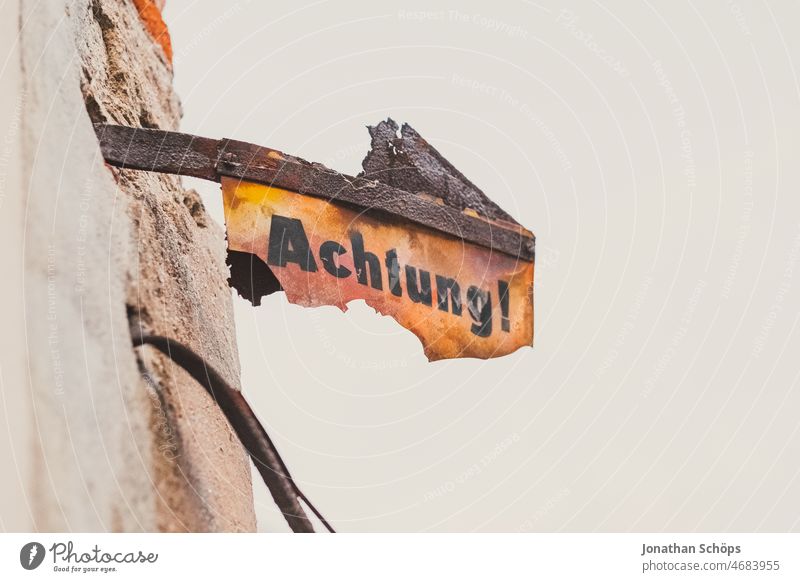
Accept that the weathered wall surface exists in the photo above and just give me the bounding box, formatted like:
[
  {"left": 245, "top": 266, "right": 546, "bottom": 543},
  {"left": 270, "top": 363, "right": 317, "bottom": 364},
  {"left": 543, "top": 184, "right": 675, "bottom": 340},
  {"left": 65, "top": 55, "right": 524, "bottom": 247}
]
[
  {"left": 14, "top": 0, "right": 255, "bottom": 531},
  {"left": 0, "top": 0, "right": 31, "bottom": 533}
]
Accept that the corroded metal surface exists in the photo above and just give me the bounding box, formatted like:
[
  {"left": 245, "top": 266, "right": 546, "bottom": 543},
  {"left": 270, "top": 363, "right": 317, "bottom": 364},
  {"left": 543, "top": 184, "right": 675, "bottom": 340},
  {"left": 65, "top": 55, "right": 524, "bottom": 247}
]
[
  {"left": 95, "top": 123, "right": 218, "bottom": 180},
  {"left": 222, "top": 179, "right": 534, "bottom": 361},
  {"left": 94, "top": 122, "right": 535, "bottom": 360},
  {"left": 94, "top": 124, "right": 535, "bottom": 261},
  {"left": 361, "top": 118, "right": 517, "bottom": 223}
]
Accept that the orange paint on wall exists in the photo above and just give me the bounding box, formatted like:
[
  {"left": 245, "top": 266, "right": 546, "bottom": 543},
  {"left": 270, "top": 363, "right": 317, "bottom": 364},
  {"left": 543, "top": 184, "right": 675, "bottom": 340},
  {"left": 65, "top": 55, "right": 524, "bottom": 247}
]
[{"left": 132, "top": 0, "right": 173, "bottom": 64}]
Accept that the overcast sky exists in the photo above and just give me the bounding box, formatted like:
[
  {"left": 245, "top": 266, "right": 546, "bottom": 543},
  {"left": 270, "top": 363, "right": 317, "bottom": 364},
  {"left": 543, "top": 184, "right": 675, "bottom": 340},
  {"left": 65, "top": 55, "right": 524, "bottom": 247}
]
[{"left": 163, "top": 1, "right": 800, "bottom": 532}]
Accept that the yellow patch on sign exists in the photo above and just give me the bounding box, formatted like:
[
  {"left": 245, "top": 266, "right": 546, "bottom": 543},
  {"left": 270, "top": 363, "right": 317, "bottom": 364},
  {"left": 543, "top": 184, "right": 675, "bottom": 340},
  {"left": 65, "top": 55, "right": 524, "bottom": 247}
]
[{"left": 222, "top": 177, "right": 534, "bottom": 361}]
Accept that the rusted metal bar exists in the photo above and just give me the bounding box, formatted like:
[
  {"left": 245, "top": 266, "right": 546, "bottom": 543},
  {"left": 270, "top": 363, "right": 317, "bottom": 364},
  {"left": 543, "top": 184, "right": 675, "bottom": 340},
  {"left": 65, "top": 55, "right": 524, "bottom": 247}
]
[
  {"left": 95, "top": 123, "right": 219, "bottom": 181},
  {"left": 94, "top": 123, "right": 534, "bottom": 262}
]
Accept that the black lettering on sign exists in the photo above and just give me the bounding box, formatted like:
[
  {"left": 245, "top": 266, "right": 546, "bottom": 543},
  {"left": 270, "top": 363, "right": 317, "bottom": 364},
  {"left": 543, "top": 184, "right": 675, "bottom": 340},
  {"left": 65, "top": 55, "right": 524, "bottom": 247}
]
[
  {"left": 498, "top": 280, "right": 511, "bottom": 332},
  {"left": 405, "top": 266, "right": 432, "bottom": 306},
  {"left": 319, "top": 241, "right": 351, "bottom": 278},
  {"left": 264, "top": 213, "right": 517, "bottom": 338},
  {"left": 385, "top": 249, "right": 403, "bottom": 297},
  {"left": 435, "top": 276, "right": 462, "bottom": 316},
  {"left": 351, "top": 231, "right": 383, "bottom": 290},
  {"left": 467, "top": 286, "right": 492, "bottom": 337},
  {"left": 267, "top": 215, "right": 318, "bottom": 272}
]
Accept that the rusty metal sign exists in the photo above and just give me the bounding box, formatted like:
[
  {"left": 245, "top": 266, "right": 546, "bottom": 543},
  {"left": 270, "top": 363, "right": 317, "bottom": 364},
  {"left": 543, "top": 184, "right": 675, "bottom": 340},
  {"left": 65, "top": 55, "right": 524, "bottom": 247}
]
[
  {"left": 223, "top": 178, "right": 533, "bottom": 361},
  {"left": 95, "top": 122, "right": 535, "bottom": 360}
]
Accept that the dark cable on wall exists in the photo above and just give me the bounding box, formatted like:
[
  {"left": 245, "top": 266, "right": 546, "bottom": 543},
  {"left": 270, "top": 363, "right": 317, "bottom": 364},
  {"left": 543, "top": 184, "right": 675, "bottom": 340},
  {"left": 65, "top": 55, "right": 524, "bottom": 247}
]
[{"left": 132, "top": 334, "right": 335, "bottom": 533}]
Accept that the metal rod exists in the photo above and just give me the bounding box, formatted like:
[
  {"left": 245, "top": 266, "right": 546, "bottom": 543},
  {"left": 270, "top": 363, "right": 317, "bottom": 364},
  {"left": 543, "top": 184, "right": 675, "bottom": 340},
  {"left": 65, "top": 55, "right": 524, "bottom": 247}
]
[{"left": 94, "top": 123, "right": 535, "bottom": 262}]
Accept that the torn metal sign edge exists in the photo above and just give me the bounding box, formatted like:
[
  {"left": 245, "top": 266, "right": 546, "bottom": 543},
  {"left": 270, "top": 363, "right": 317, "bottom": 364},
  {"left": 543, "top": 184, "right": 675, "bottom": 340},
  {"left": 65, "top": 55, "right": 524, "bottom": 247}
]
[{"left": 93, "top": 123, "right": 535, "bottom": 263}]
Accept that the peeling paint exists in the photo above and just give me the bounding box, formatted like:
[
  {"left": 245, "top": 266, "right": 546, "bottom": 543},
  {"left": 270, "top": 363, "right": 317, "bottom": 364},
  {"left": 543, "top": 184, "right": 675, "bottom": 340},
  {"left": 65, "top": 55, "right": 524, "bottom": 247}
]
[{"left": 131, "top": 0, "right": 173, "bottom": 64}]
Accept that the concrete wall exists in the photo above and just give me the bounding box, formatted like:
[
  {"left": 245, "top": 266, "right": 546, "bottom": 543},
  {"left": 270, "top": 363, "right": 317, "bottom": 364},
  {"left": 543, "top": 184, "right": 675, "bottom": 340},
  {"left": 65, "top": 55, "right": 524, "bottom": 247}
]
[
  {"left": 4, "top": 0, "right": 256, "bottom": 532},
  {"left": 0, "top": 0, "right": 31, "bottom": 533}
]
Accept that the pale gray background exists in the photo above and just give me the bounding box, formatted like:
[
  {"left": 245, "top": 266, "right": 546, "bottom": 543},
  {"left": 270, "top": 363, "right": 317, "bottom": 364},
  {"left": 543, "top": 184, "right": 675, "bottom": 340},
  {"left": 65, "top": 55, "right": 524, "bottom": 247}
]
[{"left": 163, "top": 0, "right": 800, "bottom": 532}]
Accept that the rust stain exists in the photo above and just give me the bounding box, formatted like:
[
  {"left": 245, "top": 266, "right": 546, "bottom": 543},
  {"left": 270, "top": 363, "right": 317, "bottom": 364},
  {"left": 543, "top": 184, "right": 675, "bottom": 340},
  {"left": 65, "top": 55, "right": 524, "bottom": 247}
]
[
  {"left": 361, "top": 119, "right": 517, "bottom": 223},
  {"left": 132, "top": 0, "right": 173, "bottom": 65},
  {"left": 94, "top": 124, "right": 534, "bottom": 261},
  {"left": 222, "top": 178, "right": 534, "bottom": 361}
]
